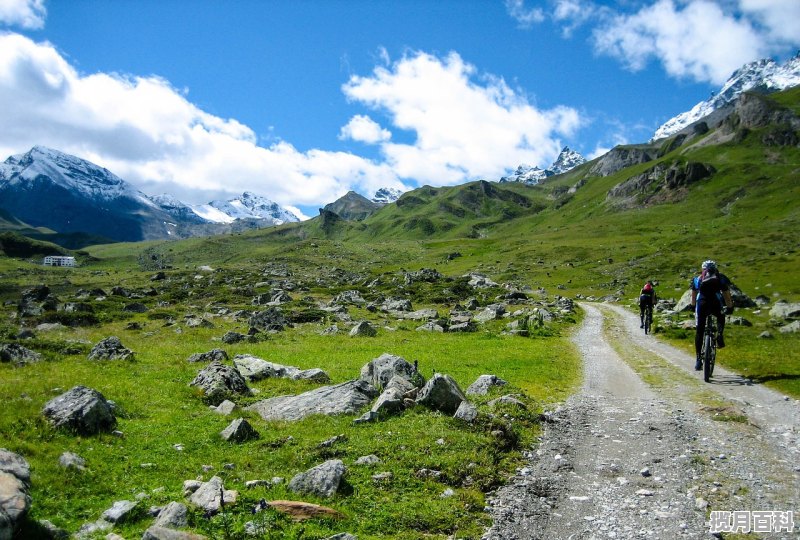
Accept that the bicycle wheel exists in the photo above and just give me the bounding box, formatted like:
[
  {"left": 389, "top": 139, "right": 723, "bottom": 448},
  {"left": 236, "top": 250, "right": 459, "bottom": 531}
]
[
  {"left": 703, "top": 334, "right": 715, "bottom": 382},
  {"left": 644, "top": 308, "right": 652, "bottom": 334}
]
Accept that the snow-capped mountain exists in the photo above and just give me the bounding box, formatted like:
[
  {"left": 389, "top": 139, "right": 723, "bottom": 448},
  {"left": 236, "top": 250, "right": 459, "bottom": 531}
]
[
  {"left": 195, "top": 192, "right": 299, "bottom": 225},
  {"left": 499, "top": 146, "right": 586, "bottom": 185},
  {"left": 371, "top": 187, "right": 404, "bottom": 205},
  {"left": 653, "top": 53, "right": 800, "bottom": 140},
  {"left": 0, "top": 146, "right": 299, "bottom": 242}
]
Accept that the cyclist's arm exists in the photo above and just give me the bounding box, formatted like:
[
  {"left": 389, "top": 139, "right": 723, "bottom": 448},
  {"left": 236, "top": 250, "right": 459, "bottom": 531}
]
[
  {"left": 722, "top": 290, "right": 733, "bottom": 309},
  {"left": 690, "top": 289, "right": 697, "bottom": 307}
]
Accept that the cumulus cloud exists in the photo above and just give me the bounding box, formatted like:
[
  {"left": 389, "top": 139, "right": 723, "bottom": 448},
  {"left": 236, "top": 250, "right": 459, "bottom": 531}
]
[
  {"left": 0, "top": 32, "right": 401, "bottom": 209},
  {"left": 0, "top": 0, "right": 45, "bottom": 29},
  {"left": 339, "top": 114, "right": 391, "bottom": 143},
  {"left": 343, "top": 51, "right": 582, "bottom": 185}
]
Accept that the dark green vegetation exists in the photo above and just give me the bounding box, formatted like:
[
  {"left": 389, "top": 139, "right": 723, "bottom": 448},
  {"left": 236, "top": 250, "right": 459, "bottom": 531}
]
[{"left": 1, "top": 88, "right": 799, "bottom": 538}]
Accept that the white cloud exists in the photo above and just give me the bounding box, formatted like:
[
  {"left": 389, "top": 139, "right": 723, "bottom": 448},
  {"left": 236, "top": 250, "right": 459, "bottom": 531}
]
[
  {"left": 740, "top": 0, "right": 800, "bottom": 44},
  {"left": 0, "top": 0, "right": 45, "bottom": 29},
  {"left": 0, "top": 33, "right": 402, "bottom": 208},
  {"left": 343, "top": 51, "right": 582, "bottom": 185},
  {"left": 339, "top": 114, "right": 391, "bottom": 144},
  {"left": 505, "top": 0, "right": 545, "bottom": 28}
]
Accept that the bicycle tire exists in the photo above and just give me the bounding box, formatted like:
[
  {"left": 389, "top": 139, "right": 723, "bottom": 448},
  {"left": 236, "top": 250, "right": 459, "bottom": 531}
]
[
  {"left": 703, "top": 334, "right": 715, "bottom": 382},
  {"left": 644, "top": 310, "right": 651, "bottom": 334}
]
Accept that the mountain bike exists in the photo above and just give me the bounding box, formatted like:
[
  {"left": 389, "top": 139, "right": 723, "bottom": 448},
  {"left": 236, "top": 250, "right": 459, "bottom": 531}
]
[
  {"left": 700, "top": 313, "right": 717, "bottom": 383},
  {"left": 643, "top": 304, "right": 653, "bottom": 335}
]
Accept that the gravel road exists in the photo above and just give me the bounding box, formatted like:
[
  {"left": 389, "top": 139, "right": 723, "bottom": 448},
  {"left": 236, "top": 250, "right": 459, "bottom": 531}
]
[{"left": 483, "top": 302, "right": 799, "bottom": 539}]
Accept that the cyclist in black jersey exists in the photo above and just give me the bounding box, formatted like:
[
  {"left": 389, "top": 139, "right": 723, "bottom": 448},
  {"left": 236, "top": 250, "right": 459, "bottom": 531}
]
[{"left": 689, "top": 260, "right": 734, "bottom": 371}]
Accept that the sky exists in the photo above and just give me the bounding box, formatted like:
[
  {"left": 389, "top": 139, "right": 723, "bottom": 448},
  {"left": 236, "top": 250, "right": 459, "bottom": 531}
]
[{"left": 0, "top": 0, "right": 798, "bottom": 219}]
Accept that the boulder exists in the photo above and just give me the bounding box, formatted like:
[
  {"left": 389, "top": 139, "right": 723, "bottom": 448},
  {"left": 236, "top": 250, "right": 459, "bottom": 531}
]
[
  {"left": 331, "top": 290, "right": 366, "bottom": 306},
  {"left": 188, "top": 476, "right": 236, "bottom": 516},
  {"left": 0, "top": 450, "right": 31, "bottom": 540},
  {"left": 184, "top": 317, "right": 214, "bottom": 329},
  {"left": 416, "top": 321, "right": 445, "bottom": 332},
  {"left": 220, "top": 418, "right": 259, "bottom": 443},
  {"left": 142, "top": 526, "right": 207, "bottom": 540},
  {"left": 58, "top": 452, "right": 86, "bottom": 471},
  {"left": 779, "top": 321, "right": 800, "bottom": 334},
  {"left": 153, "top": 501, "right": 189, "bottom": 529},
  {"left": 246, "top": 380, "right": 378, "bottom": 422},
  {"left": 380, "top": 298, "right": 413, "bottom": 312},
  {"left": 221, "top": 331, "right": 247, "bottom": 344},
  {"left": 728, "top": 284, "right": 756, "bottom": 308},
  {"left": 370, "top": 387, "right": 406, "bottom": 417},
  {"left": 267, "top": 500, "right": 345, "bottom": 521},
  {"left": 466, "top": 375, "right": 508, "bottom": 396},
  {"left": 674, "top": 289, "right": 695, "bottom": 312},
  {"left": 466, "top": 273, "right": 498, "bottom": 288},
  {"left": 248, "top": 308, "right": 291, "bottom": 332},
  {"left": 101, "top": 500, "right": 137, "bottom": 523},
  {"left": 349, "top": 321, "right": 376, "bottom": 337},
  {"left": 189, "top": 361, "right": 251, "bottom": 405},
  {"left": 359, "top": 353, "right": 422, "bottom": 390},
  {"left": 0, "top": 344, "right": 42, "bottom": 367},
  {"left": 288, "top": 460, "right": 346, "bottom": 498},
  {"left": 770, "top": 300, "right": 800, "bottom": 320},
  {"left": 416, "top": 374, "right": 467, "bottom": 414},
  {"left": 88, "top": 337, "right": 134, "bottom": 361},
  {"left": 404, "top": 268, "right": 443, "bottom": 284},
  {"left": 447, "top": 322, "right": 476, "bottom": 333},
  {"left": 212, "top": 400, "right": 236, "bottom": 415},
  {"left": 233, "top": 355, "right": 293, "bottom": 381},
  {"left": 400, "top": 309, "right": 439, "bottom": 321},
  {"left": 187, "top": 349, "right": 228, "bottom": 363},
  {"left": 42, "top": 386, "right": 117, "bottom": 434},
  {"left": 453, "top": 401, "right": 479, "bottom": 423},
  {"left": 123, "top": 302, "right": 149, "bottom": 313},
  {"left": 294, "top": 368, "right": 331, "bottom": 383}
]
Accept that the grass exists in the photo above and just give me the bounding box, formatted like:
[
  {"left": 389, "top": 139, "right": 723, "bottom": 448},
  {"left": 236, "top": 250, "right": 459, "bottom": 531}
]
[{"left": 0, "top": 262, "right": 581, "bottom": 540}]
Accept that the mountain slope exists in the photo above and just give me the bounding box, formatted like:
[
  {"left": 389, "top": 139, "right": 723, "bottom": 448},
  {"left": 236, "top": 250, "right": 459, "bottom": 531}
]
[
  {"left": 500, "top": 146, "right": 586, "bottom": 185},
  {"left": 324, "top": 191, "right": 382, "bottom": 221}
]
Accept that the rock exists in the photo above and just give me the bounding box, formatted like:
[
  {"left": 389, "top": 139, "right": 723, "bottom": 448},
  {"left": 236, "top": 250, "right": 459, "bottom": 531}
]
[
  {"left": 0, "top": 450, "right": 31, "bottom": 540},
  {"left": 188, "top": 477, "right": 236, "bottom": 515},
  {"left": 190, "top": 361, "right": 251, "bottom": 405},
  {"left": 728, "top": 284, "right": 756, "bottom": 308},
  {"left": 728, "top": 316, "right": 752, "bottom": 327},
  {"left": 349, "top": 321, "right": 377, "bottom": 337},
  {"left": 187, "top": 349, "right": 228, "bottom": 363},
  {"left": 360, "top": 353, "right": 422, "bottom": 390},
  {"left": 37, "top": 519, "right": 68, "bottom": 539},
  {"left": 266, "top": 500, "right": 345, "bottom": 521},
  {"left": 404, "top": 268, "right": 443, "bottom": 284},
  {"left": 246, "top": 380, "right": 379, "bottom": 422},
  {"left": 416, "top": 374, "right": 467, "bottom": 414},
  {"left": 182, "top": 481, "right": 201, "bottom": 497},
  {"left": 453, "top": 401, "right": 479, "bottom": 423},
  {"left": 758, "top": 331, "right": 773, "bottom": 339},
  {"left": 371, "top": 387, "right": 406, "bottom": 417},
  {"left": 294, "top": 368, "right": 331, "bottom": 383},
  {"left": 673, "top": 289, "right": 694, "bottom": 312},
  {"left": 88, "top": 336, "right": 134, "bottom": 361},
  {"left": 123, "top": 302, "right": 149, "bottom": 313},
  {"left": 248, "top": 308, "right": 291, "bottom": 332},
  {"left": 74, "top": 519, "right": 112, "bottom": 538},
  {"left": 416, "top": 321, "right": 445, "bottom": 332},
  {"left": 58, "top": 452, "right": 86, "bottom": 471},
  {"left": 184, "top": 317, "right": 214, "bottom": 329},
  {"left": 0, "top": 343, "right": 42, "bottom": 367},
  {"left": 488, "top": 395, "right": 527, "bottom": 409},
  {"left": 448, "top": 322, "right": 476, "bottom": 332},
  {"left": 153, "top": 501, "right": 188, "bottom": 529},
  {"left": 221, "top": 331, "right": 247, "bottom": 344},
  {"left": 400, "top": 309, "right": 439, "bottom": 321},
  {"left": 101, "top": 499, "right": 137, "bottom": 523},
  {"left": 354, "top": 455, "right": 381, "bottom": 466},
  {"left": 380, "top": 298, "right": 413, "bottom": 312},
  {"left": 466, "top": 374, "right": 508, "bottom": 396},
  {"left": 220, "top": 418, "right": 259, "bottom": 443},
  {"left": 321, "top": 325, "right": 339, "bottom": 335},
  {"left": 475, "top": 304, "right": 506, "bottom": 323},
  {"left": 232, "top": 355, "right": 330, "bottom": 383},
  {"left": 331, "top": 290, "right": 366, "bottom": 306},
  {"left": 142, "top": 525, "right": 207, "bottom": 540},
  {"left": 466, "top": 273, "right": 498, "bottom": 288},
  {"left": 754, "top": 294, "right": 770, "bottom": 306},
  {"left": 42, "top": 386, "right": 117, "bottom": 434},
  {"left": 323, "top": 534, "right": 357, "bottom": 540},
  {"left": 213, "top": 400, "right": 236, "bottom": 415},
  {"left": 770, "top": 300, "right": 800, "bottom": 320},
  {"left": 288, "top": 460, "right": 346, "bottom": 498},
  {"left": 779, "top": 320, "right": 800, "bottom": 334}
]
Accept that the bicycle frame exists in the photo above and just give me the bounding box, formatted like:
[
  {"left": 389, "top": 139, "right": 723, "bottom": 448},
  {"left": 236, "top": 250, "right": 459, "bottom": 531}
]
[{"left": 701, "top": 313, "right": 717, "bottom": 382}]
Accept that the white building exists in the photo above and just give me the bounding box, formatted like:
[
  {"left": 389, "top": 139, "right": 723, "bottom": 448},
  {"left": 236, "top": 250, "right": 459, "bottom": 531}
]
[{"left": 43, "top": 255, "right": 76, "bottom": 267}]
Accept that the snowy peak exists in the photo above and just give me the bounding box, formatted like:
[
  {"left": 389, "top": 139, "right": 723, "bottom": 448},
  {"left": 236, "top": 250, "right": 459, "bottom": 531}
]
[
  {"left": 654, "top": 53, "right": 800, "bottom": 140},
  {"left": 372, "top": 187, "right": 404, "bottom": 204},
  {"left": 499, "top": 147, "right": 586, "bottom": 185},
  {"left": 200, "top": 192, "right": 300, "bottom": 225}
]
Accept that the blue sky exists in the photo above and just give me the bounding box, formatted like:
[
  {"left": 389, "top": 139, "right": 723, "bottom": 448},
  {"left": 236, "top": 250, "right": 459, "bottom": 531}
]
[{"left": 0, "top": 0, "right": 798, "bottom": 219}]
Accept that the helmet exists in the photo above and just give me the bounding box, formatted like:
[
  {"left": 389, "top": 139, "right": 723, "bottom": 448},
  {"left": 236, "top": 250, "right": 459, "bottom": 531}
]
[{"left": 702, "top": 260, "right": 717, "bottom": 273}]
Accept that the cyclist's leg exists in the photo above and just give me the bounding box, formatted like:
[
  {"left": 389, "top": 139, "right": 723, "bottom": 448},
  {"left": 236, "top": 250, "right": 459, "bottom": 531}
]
[
  {"left": 694, "top": 302, "right": 706, "bottom": 369},
  {"left": 639, "top": 303, "right": 645, "bottom": 327},
  {"left": 715, "top": 304, "right": 726, "bottom": 348}
]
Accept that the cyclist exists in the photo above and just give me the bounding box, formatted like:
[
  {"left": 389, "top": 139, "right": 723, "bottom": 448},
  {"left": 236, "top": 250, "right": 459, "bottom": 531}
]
[
  {"left": 639, "top": 280, "right": 657, "bottom": 328},
  {"left": 690, "top": 260, "right": 734, "bottom": 371}
]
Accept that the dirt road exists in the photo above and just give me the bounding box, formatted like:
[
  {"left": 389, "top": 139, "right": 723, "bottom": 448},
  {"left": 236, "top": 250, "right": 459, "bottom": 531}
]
[{"left": 484, "top": 303, "right": 799, "bottom": 539}]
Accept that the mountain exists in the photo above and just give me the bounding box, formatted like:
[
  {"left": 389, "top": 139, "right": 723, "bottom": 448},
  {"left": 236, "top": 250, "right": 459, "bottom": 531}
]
[
  {"left": 324, "top": 191, "right": 382, "bottom": 221},
  {"left": 499, "top": 146, "right": 586, "bottom": 185},
  {"left": 372, "top": 187, "right": 404, "bottom": 205},
  {"left": 0, "top": 146, "right": 299, "bottom": 245},
  {"left": 654, "top": 53, "right": 800, "bottom": 140}
]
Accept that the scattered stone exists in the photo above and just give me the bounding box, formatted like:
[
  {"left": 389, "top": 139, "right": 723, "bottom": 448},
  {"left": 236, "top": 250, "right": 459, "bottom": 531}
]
[
  {"left": 728, "top": 316, "right": 752, "bottom": 327},
  {"left": 323, "top": 534, "right": 356, "bottom": 540},
  {"left": 372, "top": 472, "right": 393, "bottom": 483},
  {"left": 189, "top": 361, "right": 251, "bottom": 405},
  {"left": 488, "top": 395, "right": 527, "bottom": 410},
  {"left": 37, "top": 519, "right": 68, "bottom": 539},
  {"left": 101, "top": 500, "right": 137, "bottom": 523},
  {"left": 213, "top": 400, "right": 236, "bottom": 415},
  {"left": 331, "top": 290, "right": 366, "bottom": 306},
  {"left": 182, "top": 481, "right": 202, "bottom": 497},
  {"left": 153, "top": 501, "right": 188, "bottom": 529},
  {"left": 0, "top": 343, "right": 42, "bottom": 367},
  {"left": 453, "top": 401, "right": 479, "bottom": 423},
  {"left": 349, "top": 321, "right": 377, "bottom": 337},
  {"left": 74, "top": 519, "right": 112, "bottom": 538},
  {"left": 466, "top": 273, "right": 498, "bottom": 288},
  {"left": 380, "top": 298, "right": 413, "bottom": 312},
  {"left": 475, "top": 304, "right": 506, "bottom": 323},
  {"left": 123, "top": 302, "right": 148, "bottom": 313},
  {"left": 447, "top": 322, "right": 476, "bottom": 333},
  {"left": 220, "top": 418, "right": 259, "bottom": 443},
  {"left": 416, "top": 374, "right": 467, "bottom": 414},
  {"left": 248, "top": 308, "right": 291, "bottom": 332},
  {"left": 187, "top": 349, "right": 228, "bottom": 363},
  {"left": 58, "top": 452, "right": 86, "bottom": 471},
  {"left": 42, "top": 386, "right": 117, "bottom": 434},
  {"left": 640, "top": 467, "right": 652, "bottom": 477},
  {"left": 769, "top": 300, "right": 800, "bottom": 320},
  {"left": 758, "top": 331, "right": 773, "bottom": 339},
  {"left": 416, "top": 321, "right": 445, "bottom": 332},
  {"left": 185, "top": 317, "right": 214, "bottom": 329},
  {"left": 466, "top": 374, "right": 508, "bottom": 396},
  {"left": 321, "top": 325, "right": 339, "bottom": 335},
  {"left": 187, "top": 476, "right": 237, "bottom": 515},
  {"left": 221, "top": 331, "right": 247, "bottom": 344},
  {"left": 779, "top": 320, "right": 800, "bottom": 334},
  {"left": 267, "top": 500, "right": 345, "bottom": 521},
  {"left": 142, "top": 526, "right": 207, "bottom": 540},
  {"left": 88, "top": 336, "right": 134, "bottom": 361},
  {"left": 246, "top": 380, "right": 378, "bottom": 422},
  {"left": 288, "top": 460, "right": 347, "bottom": 498},
  {"left": 354, "top": 455, "right": 381, "bottom": 466},
  {"left": 0, "top": 449, "right": 31, "bottom": 540}
]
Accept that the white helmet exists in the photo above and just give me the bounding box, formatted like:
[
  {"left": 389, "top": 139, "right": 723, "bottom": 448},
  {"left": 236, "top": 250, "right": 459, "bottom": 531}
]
[{"left": 702, "top": 260, "right": 717, "bottom": 272}]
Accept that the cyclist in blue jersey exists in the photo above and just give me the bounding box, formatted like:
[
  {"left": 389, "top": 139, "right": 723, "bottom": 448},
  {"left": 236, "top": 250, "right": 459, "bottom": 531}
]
[{"left": 690, "top": 260, "right": 734, "bottom": 371}]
